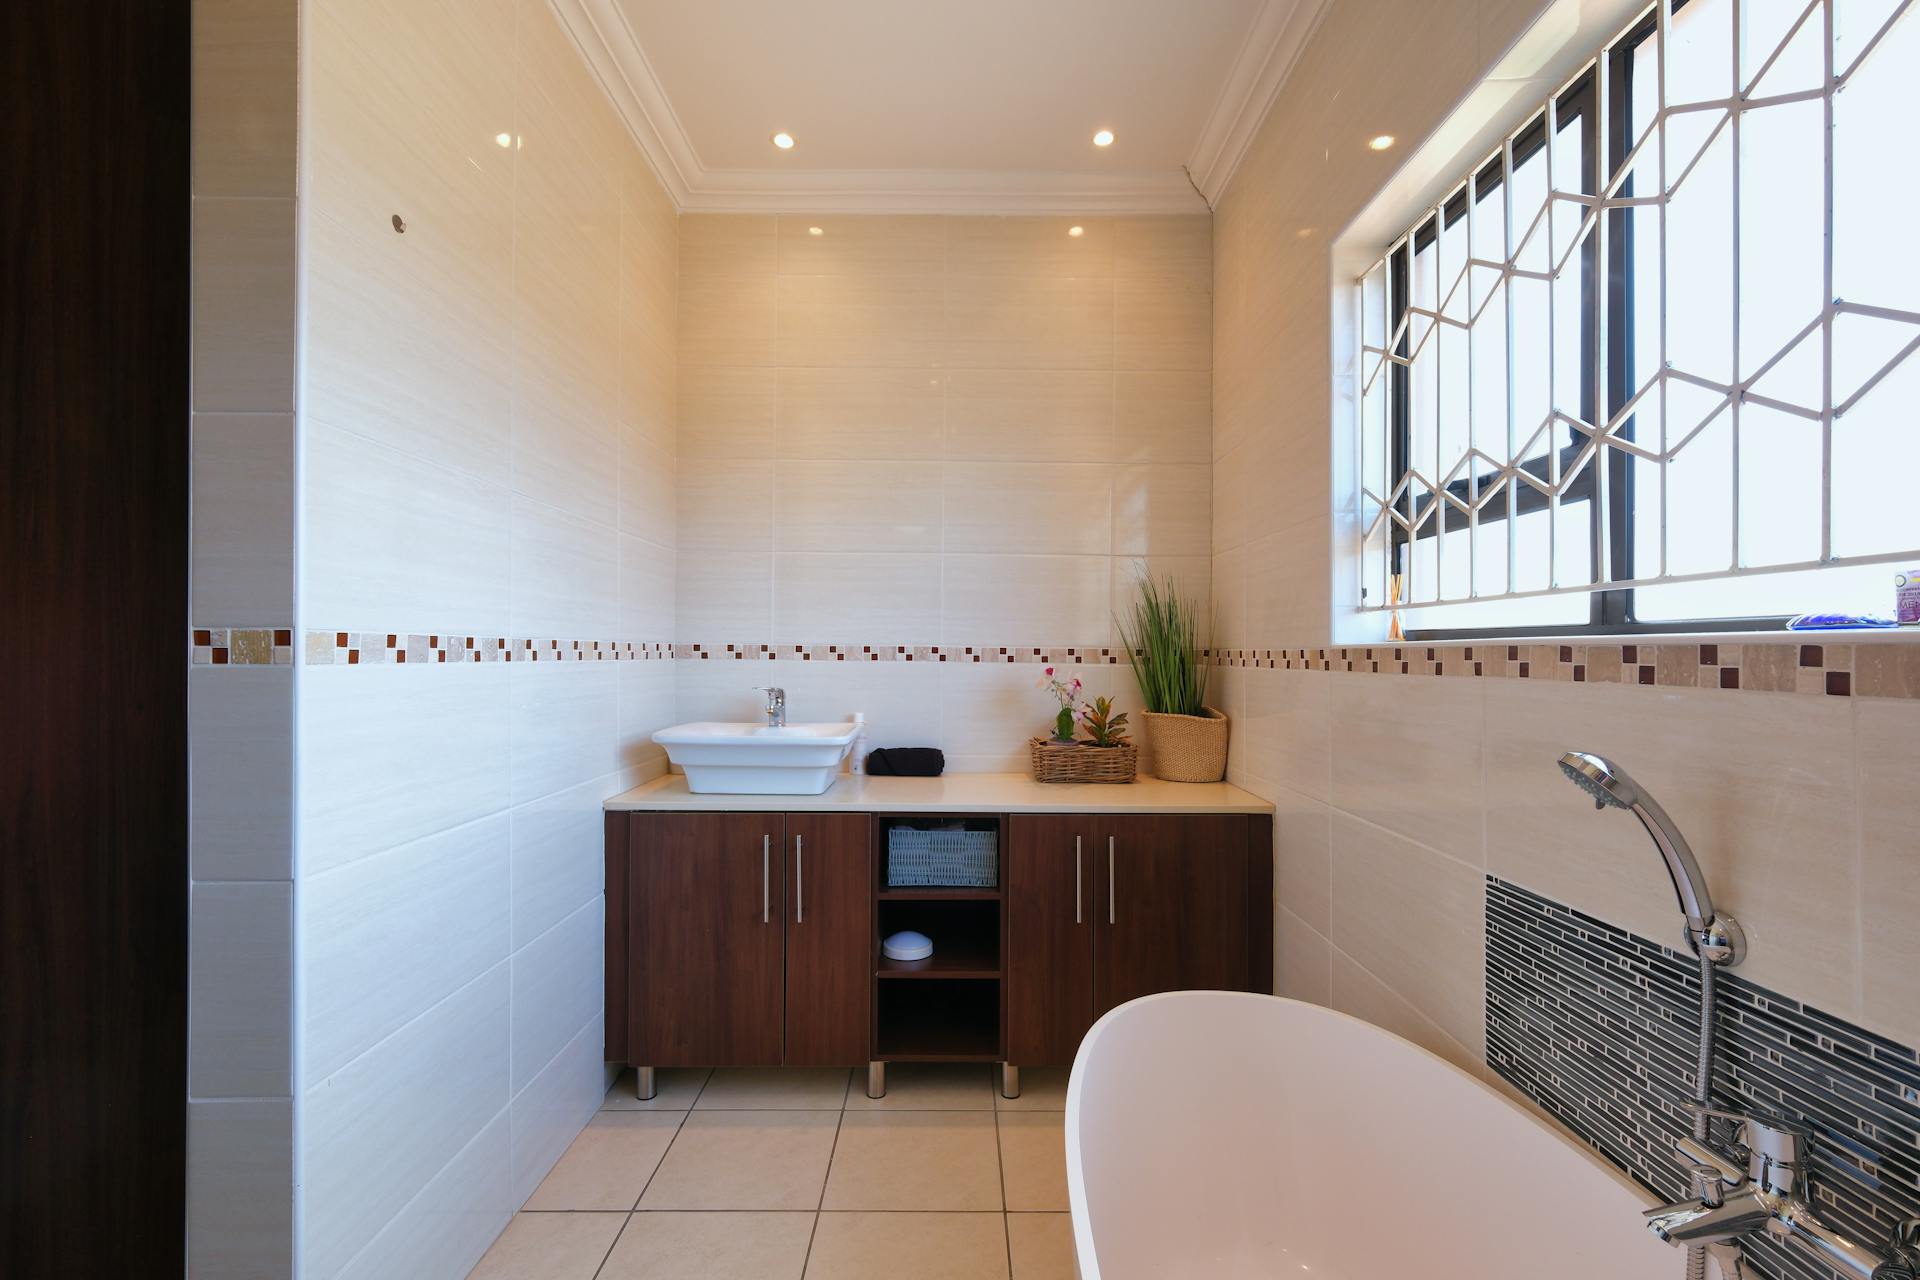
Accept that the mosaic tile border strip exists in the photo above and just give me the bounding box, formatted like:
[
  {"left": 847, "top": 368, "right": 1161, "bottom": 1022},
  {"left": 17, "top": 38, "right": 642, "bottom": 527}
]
[
  {"left": 669, "top": 643, "right": 1133, "bottom": 664},
  {"left": 1213, "top": 639, "right": 1920, "bottom": 699},
  {"left": 301, "top": 633, "right": 673, "bottom": 665},
  {"left": 192, "top": 628, "right": 294, "bottom": 666},
  {"left": 1487, "top": 877, "right": 1920, "bottom": 1280}
]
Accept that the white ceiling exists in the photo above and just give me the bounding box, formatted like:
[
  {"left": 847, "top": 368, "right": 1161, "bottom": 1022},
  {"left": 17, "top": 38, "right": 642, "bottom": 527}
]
[{"left": 555, "top": 0, "right": 1329, "bottom": 212}]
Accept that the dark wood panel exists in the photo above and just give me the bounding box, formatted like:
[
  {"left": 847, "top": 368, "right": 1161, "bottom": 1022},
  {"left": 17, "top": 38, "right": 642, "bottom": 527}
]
[
  {"left": 1093, "top": 815, "right": 1249, "bottom": 1018},
  {"left": 1248, "top": 814, "right": 1274, "bottom": 995},
  {"left": 1005, "top": 815, "right": 1095, "bottom": 1064},
  {"left": 784, "top": 813, "right": 871, "bottom": 1066},
  {"left": 0, "top": 1, "right": 191, "bottom": 1271},
  {"left": 604, "top": 812, "right": 629, "bottom": 1059},
  {"left": 631, "top": 813, "right": 785, "bottom": 1067}
]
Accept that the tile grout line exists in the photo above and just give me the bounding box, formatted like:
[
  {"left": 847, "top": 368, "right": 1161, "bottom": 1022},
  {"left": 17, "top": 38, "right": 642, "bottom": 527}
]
[{"left": 796, "top": 1072, "right": 851, "bottom": 1279}]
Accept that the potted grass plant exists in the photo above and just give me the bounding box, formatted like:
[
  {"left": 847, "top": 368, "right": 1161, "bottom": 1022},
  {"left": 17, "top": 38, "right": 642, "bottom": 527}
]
[{"left": 1119, "top": 575, "right": 1228, "bottom": 782}]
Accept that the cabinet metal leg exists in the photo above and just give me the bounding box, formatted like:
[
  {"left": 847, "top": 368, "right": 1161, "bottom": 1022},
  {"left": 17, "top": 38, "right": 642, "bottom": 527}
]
[
  {"left": 866, "top": 1061, "right": 887, "bottom": 1099},
  {"left": 1000, "top": 1063, "right": 1020, "bottom": 1099},
  {"left": 636, "top": 1066, "right": 657, "bottom": 1101}
]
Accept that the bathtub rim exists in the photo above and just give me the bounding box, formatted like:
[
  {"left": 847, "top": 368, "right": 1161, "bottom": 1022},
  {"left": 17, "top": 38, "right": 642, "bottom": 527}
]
[{"left": 1062, "top": 989, "right": 1662, "bottom": 1280}]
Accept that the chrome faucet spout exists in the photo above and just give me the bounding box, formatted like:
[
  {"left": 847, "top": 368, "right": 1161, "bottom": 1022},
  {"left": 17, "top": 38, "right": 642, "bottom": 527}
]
[{"left": 756, "top": 686, "right": 787, "bottom": 728}]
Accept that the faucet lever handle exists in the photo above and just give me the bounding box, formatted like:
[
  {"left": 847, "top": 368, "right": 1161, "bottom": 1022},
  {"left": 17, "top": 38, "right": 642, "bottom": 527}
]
[{"left": 1673, "top": 1135, "right": 1747, "bottom": 1192}]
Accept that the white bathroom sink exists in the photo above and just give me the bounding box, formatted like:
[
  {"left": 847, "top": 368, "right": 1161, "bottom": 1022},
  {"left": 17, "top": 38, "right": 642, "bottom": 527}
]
[{"left": 652, "top": 721, "right": 859, "bottom": 794}]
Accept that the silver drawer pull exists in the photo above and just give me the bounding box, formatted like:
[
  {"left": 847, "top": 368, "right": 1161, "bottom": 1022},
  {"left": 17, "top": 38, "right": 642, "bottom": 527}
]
[
  {"left": 1108, "top": 835, "right": 1116, "bottom": 924},
  {"left": 762, "top": 835, "right": 770, "bottom": 923},
  {"left": 796, "top": 834, "right": 805, "bottom": 924}
]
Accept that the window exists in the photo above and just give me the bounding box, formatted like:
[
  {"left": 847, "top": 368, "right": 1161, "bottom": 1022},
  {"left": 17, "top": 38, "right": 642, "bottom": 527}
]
[{"left": 1356, "top": 0, "right": 1920, "bottom": 636}]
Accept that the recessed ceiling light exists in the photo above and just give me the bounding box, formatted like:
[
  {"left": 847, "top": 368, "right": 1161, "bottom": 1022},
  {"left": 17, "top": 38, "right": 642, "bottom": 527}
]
[
  {"left": 771, "top": 131, "right": 795, "bottom": 150},
  {"left": 1368, "top": 134, "right": 1396, "bottom": 151},
  {"left": 808, "top": 226, "right": 824, "bottom": 236},
  {"left": 494, "top": 132, "right": 512, "bottom": 148},
  {"left": 1092, "top": 129, "right": 1115, "bottom": 148},
  {"left": 1067, "top": 225, "right": 1085, "bottom": 237}
]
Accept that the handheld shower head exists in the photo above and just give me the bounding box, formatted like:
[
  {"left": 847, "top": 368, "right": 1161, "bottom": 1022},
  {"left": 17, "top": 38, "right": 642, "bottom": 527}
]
[{"left": 1556, "top": 751, "right": 1742, "bottom": 965}]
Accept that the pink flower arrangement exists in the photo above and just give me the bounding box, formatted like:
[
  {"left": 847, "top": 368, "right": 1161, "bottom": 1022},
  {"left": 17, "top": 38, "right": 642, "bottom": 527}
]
[{"left": 1038, "top": 666, "right": 1082, "bottom": 741}]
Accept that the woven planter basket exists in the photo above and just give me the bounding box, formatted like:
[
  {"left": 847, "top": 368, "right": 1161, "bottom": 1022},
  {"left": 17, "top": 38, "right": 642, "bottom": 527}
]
[
  {"left": 1138, "top": 707, "right": 1229, "bottom": 782},
  {"left": 1028, "top": 737, "right": 1137, "bottom": 784}
]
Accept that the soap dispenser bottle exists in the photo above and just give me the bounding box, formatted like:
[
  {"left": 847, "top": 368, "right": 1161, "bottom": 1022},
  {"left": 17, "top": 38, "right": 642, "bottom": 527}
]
[{"left": 849, "top": 712, "right": 867, "bottom": 775}]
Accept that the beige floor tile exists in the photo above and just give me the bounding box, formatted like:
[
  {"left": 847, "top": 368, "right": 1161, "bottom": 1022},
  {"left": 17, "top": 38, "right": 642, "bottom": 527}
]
[
  {"left": 696, "top": 1067, "right": 851, "bottom": 1110},
  {"left": 603, "top": 1067, "right": 711, "bottom": 1111},
  {"left": 524, "top": 1112, "right": 686, "bottom": 1211},
  {"left": 1007, "top": 1213, "right": 1077, "bottom": 1279},
  {"left": 598, "top": 1210, "right": 815, "bottom": 1280},
  {"left": 468, "top": 1210, "right": 624, "bottom": 1279},
  {"left": 640, "top": 1110, "right": 840, "bottom": 1210},
  {"left": 998, "top": 1113, "right": 1068, "bottom": 1211},
  {"left": 995, "top": 1066, "right": 1067, "bottom": 1111},
  {"left": 805, "top": 1212, "right": 1010, "bottom": 1280},
  {"left": 844, "top": 1063, "right": 994, "bottom": 1110},
  {"left": 822, "top": 1111, "right": 1002, "bottom": 1211}
]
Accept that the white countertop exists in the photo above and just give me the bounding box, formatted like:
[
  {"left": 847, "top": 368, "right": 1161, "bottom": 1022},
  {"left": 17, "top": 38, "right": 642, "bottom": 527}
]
[{"left": 604, "top": 773, "right": 1273, "bottom": 814}]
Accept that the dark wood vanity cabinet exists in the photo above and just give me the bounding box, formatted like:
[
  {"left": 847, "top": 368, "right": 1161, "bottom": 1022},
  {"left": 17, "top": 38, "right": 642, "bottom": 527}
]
[
  {"left": 606, "top": 811, "right": 872, "bottom": 1069},
  {"left": 1006, "top": 813, "right": 1272, "bottom": 1064},
  {"left": 607, "top": 806, "right": 1269, "bottom": 1074}
]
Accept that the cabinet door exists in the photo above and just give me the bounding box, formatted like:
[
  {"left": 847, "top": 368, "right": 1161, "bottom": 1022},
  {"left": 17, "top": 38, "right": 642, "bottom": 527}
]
[
  {"left": 631, "top": 812, "right": 785, "bottom": 1067},
  {"left": 1006, "top": 815, "right": 1095, "bottom": 1064},
  {"left": 1092, "top": 815, "right": 1248, "bottom": 1019},
  {"left": 784, "top": 814, "right": 872, "bottom": 1066}
]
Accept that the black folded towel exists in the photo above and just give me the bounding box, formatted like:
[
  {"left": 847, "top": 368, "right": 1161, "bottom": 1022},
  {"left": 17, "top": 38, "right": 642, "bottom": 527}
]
[{"left": 864, "top": 747, "right": 945, "bottom": 777}]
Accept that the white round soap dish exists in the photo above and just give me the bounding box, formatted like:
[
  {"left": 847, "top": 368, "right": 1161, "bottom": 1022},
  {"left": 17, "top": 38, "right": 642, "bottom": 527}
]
[{"left": 882, "top": 930, "right": 933, "bottom": 962}]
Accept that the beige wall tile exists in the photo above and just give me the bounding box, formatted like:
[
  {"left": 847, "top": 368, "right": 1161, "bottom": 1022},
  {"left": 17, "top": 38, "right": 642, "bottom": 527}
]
[
  {"left": 1331, "top": 813, "right": 1485, "bottom": 1055},
  {"left": 1114, "top": 371, "right": 1212, "bottom": 463},
  {"left": 679, "top": 459, "right": 774, "bottom": 550},
  {"left": 948, "top": 215, "right": 1113, "bottom": 277},
  {"left": 510, "top": 496, "right": 619, "bottom": 638},
  {"left": 773, "top": 553, "right": 941, "bottom": 644},
  {"left": 1273, "top": 788, "right": 1333, "bottom": 931},
  {"left": 679, "top": 272, "right": 776, "bottom": 367},
  {"left": 1482, "top": 678, "right": 1860, "bottom": 1018},
  {"left": 774, "top": 460, "right": 942, "bottom": 552},
  {"left": 778, "top": 368, "right": 946, "bottom": 460},
  {"left": 1331, "top": 951, "right": 1480, "bottom": 1072},
  {"left": 776, "top": 273, "right": 946, "bottom": 368},
  {"left": 679, "top": 366, "right": 776, "bottom": 459},
  {"left": 942, "top": 554, "right": 1111, "bottom": 646},
  {"left": 1114, "top": 215, "right": 1211, "bottom": 279},
  {"left": 1116, "top": 275, "right": 1211, "bottom": 371},
  {"left": 676, "top": 551, "right": 772, "bottom": 640},
  {"left": 947, "top": 275, "right": 1114, "bottom": 370},
  {"left": 680, "top": 213, "right": 777, "bottom": 277},
  {"left": 192, "top": 413, "right": 294, "bottom": 624},
  {"left": 193, "top": 198, "right": 296, "bottom": 412},
  {"left": 1239, "top": 668, "right": 1333, "bottom": 803},
  {"left": 777, "top": 214, "right": 945, "bottom": 277},
  {"left": 1330, "top": 671, "right": 1486, "bottom": 865},
  {"left": 1859, "top": 699, "right": 1920, "bottom": 1048},
  {"left": 620, "top": 435, "right": 677, "bottom": 547},
  {"left": 1277, "top": 908, "right": 1333, "bottom": 1005},
  {"left": 1112, "top": 463, "right": 1210, "bottom": 556},
  {"left": 945, "top": 369, "right": 1112, "bottom": 462},
  {"left": 193, "top": 0, "right": 297, "bottom": 197},
  {"left": 944, "top": 462, "right": 1112, "bottom": 555}
]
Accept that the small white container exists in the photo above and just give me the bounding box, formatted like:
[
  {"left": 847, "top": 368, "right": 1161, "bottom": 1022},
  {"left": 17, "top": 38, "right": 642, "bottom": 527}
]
[
  {"left": 882, "top": 930, "right": 933, "bottom": 962},
  {"left": 849, "top": 712, "right": 867, "bottom": 775}
]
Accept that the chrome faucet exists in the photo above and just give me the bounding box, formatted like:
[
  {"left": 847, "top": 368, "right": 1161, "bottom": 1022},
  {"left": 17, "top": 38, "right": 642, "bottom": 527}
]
[
  {"left": 1645, "top": 1105, "right": 1920, "bottom": 1279},
  {"left": 757, "top": 686, "right": 786, "bottom": 728}
]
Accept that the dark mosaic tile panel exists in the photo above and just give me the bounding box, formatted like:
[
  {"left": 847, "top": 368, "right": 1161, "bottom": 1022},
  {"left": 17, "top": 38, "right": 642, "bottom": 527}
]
[{"left": 1487, "top": 878, "right": 1920, "bottom": 1280}]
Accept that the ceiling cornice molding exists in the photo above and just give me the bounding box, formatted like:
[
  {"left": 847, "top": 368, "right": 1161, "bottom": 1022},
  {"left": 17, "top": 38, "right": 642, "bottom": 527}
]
[
  {"left": 551, "top": 0, "right": 1238, "bottom": 215},
  {"left": 1184, "top": 0, "right": 1333, "bottom": 206}
]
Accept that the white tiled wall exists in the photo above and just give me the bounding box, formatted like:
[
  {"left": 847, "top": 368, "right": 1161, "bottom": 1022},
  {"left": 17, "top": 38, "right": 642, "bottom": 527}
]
[
  {"left": 1213, "top": 0, "right": 1920, "bottom": 1067},
  {"left": 674, "top": 211, "right": 1213, "bottom": 762},
  {"left": 295, "top": 0, "right": 678, "bottom": 1275}
]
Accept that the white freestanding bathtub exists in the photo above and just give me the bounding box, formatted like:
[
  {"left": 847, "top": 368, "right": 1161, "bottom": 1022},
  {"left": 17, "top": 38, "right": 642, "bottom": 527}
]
[{"left": 1066, "top": 991, "right": 1678, "bottom": 1279}]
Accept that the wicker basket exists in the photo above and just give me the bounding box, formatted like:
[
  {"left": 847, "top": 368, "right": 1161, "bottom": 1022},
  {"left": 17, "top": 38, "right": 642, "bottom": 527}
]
[
  {"left": 1138, "top": 707, "right": 1229, "bottom": 782},
  {"left": 1028, "top": 737, "right": 1137, "bottom": 784}
]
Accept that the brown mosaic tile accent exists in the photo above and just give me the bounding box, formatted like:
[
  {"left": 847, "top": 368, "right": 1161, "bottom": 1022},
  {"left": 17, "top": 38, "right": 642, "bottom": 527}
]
[{"left": 191, "top": 626, "right": 292, "bottom": 666}]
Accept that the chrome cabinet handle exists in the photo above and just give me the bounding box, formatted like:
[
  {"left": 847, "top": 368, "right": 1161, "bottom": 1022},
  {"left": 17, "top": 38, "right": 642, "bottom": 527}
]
[
  {"left": 1108, "top": 835, "right": 1116, "bottom": 924},
  {"left": 1074, "top": 835, "right": 1082, "bottom": 924},
  {"left": 795, "top": 834, "right": 805, "bottom": 924},
  {"left": 762, "top": 835, "right": 770, "bottom": 924}
]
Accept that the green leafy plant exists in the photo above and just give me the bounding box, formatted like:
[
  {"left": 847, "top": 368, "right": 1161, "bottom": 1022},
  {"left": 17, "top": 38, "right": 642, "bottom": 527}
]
[
  {"left": 1078, "top": 695, "right": 1130, "bottom": 747},
  {"left": 1118, "top": 575, "right": 1211, "bottom": 716}
]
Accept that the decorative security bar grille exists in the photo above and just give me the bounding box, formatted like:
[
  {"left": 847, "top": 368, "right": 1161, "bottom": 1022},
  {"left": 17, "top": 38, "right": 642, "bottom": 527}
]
[{"left": 1356, "top": 0, "right": 1920, "bottom": 614}]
